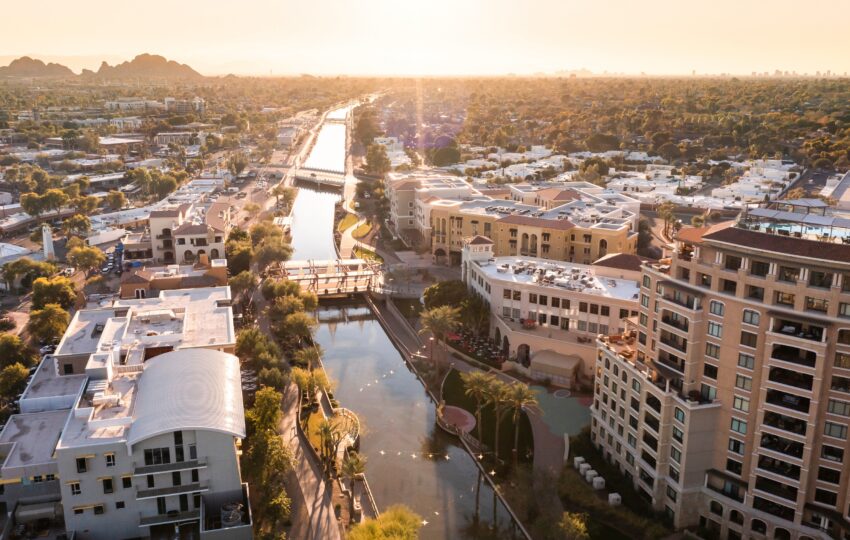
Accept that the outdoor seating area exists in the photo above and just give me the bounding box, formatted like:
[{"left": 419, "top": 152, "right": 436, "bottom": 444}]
[
  {"left": 737, "top": 207, "right": 850, "bottom": 244},
  {"left": 446, "top": 328, "right": 506, "bottom": 368}
]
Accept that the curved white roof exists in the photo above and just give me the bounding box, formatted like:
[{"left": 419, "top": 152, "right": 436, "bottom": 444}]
[{"left": 127, "top": 349, "right": 245, "bottom": 447}]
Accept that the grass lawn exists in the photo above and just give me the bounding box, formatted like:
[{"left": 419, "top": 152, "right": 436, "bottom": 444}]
[
  {"left": 441, "top": 368, "right": 534, "bottom": 464},
  {"left": 352, "top": 221, "right": 373, "bottom": 239},
  {"left": 337, "top": 213, "right": 358, "bottom": 233},
  {"left": 353, "top": 246, "right": 383, "bottom": 263}
]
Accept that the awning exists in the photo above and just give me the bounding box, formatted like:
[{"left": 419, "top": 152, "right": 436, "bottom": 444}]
[
  {"left": 15, "top": 501, "right": 58, "bottom": 523},
  {"left": 530, "top": 350, "right": 580, "bottom": 377}
]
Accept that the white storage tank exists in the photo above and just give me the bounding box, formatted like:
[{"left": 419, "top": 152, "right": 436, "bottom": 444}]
[
  {"left": 608, "top": 493, "right": 622, "bottom": 506},
  {"left": 585, "top": 470, "right": 598, "bottom": 483},
  {"left": 592, "top": 476, "right": 606, "bottom": 490},
  {"left": 573, "top": 456, "right": 586, "bottom": 470},
  {"left": 579, "top": 463, "right": 591, "bottom": 475}
]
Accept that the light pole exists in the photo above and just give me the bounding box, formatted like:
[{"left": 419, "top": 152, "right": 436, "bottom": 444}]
[{"left": 430, "top": 336, "right": 435, "bottom": 371}]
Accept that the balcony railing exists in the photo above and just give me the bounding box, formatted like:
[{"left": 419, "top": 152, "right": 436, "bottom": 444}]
[
  {"left": 659, "top": 333, "right": 688, "bottom": 353},
  {"left": 760, "top": 433, "right": 804, "bottom": 459},
  {"left": 137, "top": 482, "right": 208, "bottom": 500},
  {"left": 771, "top": 345, "right": 817, "bottom": 368},
  {"left": 661, "top": 314, "right": 689, "bottom": 332},
  {"left": 765, "top": 389, "right": 810, "bottom": 414},
  {"left": 768, "top": 367, "right": 813, "bottom": 391},
  {"left": 772, "top": 320, "right": 824, "bottom": 343},
  {"left": 763, "top": 411, "right": 807, "bottom": 436},
  {"left": 754, "top": 475, "right": 798, "bottom": 502},
  {"left": 134, "top": 458, "right": 207, "bottom": 476}
]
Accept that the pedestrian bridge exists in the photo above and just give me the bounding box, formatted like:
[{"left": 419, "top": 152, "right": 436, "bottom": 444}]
[{"left": 278, "top": 258, "right": 380, "bottom": 298}]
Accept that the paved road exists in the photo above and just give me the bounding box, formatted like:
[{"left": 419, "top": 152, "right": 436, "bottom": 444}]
[{"left": 280, "top": 382, "right": 342, "bottom": 540}]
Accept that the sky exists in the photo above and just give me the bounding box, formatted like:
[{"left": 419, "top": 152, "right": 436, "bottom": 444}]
[{"left": 3, "top": 0, "right": 850, "bottom": 77}]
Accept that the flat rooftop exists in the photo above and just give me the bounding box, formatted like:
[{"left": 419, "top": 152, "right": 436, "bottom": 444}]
[
  {"left": 474, "top": 256, "right": 640, "bottom": 301},
  {"left": 21, "top": 356, "right": 87, "bottom": 401},
  {"left": 0, "top": 410, "right": 68, "bottom": 470},
  {"left": 56, "top": 308, "right": 119, "bottom": 357}
]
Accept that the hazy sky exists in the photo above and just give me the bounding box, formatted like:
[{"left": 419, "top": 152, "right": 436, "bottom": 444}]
[{"left": 3, "top": 0, "right": 850, "bottom": 76}]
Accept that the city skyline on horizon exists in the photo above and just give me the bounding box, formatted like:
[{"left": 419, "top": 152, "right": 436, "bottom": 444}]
[{"left": 3, "top": 0, "right": 850, "bottom": 77}]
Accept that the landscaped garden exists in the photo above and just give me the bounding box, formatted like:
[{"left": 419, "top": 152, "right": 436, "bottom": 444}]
[{"left": 441, "top": 368, "right": 534, "bottom": 466}]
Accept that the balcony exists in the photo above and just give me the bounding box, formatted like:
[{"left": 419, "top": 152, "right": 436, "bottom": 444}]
[
  {"left": 662, "top": 292, "right": 701, "bottom": 311},
  {"left": 137, "top": 482, "right": 208, "bottom": 500},
  {"left": 659, "top": 331, "right": 688, "bottom": 353},
  {"left": 771, "top": 345, "right": 817, "bottom": 368},
  {"left": 768, "top": 367, "right": 813, "bottom": 391},
  {"left": 655, "top": 351, "right": 685, "bottom": 374},
  {"left": 202, "top": 483, "right": 253, "bottom": 537},
  {"left": 760, "top": 433, "right": 804, "bottom": 459},
  {"left": 134, "top": 458, "right": 207, "bottom": 476},
  {"left": 771, "top": 319, "right": 825, "bottom": 343},
  {"left": 763, "top": 411, "right": 807, "bottom": 436},
  {"left": 705, "top": 469, "right": 746, "bottom": 503},
  {"left": 754, "top": 475, "right": 798, "bottom": 502},
  {"left": 661, "top": 311, "right": 689, "bottom": 332},
  {"left": 139, "top": 509, "right": 200, "bottom": 527},
  {"left": 757, "top": 455, "right": 801, "bottom": 480},
  {"left": 765, "top": 389, "right": 810, "bottom": 414}
]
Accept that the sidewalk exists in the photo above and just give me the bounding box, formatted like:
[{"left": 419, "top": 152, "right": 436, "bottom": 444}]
[{"left": 280, "top": 382, "right": 342, "bottom": 540}]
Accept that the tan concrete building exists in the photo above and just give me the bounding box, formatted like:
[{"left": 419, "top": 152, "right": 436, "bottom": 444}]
[
  {"left": 591, "top": 201, "right": 850, "bottom": 540},
  {"left": 119, "top": 256, "right": 228, "bottom": 299}
]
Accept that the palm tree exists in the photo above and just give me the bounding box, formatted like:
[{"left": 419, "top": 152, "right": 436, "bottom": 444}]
[
  {"left": 419, "top": 305, "right": 461, "bottom": 378},
  {"left": 294, "top": 346, "right": 322, "bottom": 370},
  {"left": 316, "top": 420, "right": 334, "bottom": 473},
  {"left": 486, "top": 379, "right": 511, "bottom": 464},
  {"left": 506, "top": 382, "right": 539, "bottom": 467},
  {"left": 461, "top": 371, "right": 493, "bottom": 444},
  {"left": 341, "top": 452, "right": 367, "bottom": 519}
]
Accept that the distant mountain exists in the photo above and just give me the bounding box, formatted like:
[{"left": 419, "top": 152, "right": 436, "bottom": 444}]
[
  {"left": 0, "top": 56, "right": 75, "bottom": 78},
  {"left": 93, "top": 54, "right": 202, "bottom": 79}
]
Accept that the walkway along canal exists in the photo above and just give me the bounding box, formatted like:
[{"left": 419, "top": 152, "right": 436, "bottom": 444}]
[{"left": 285, "top": 105, "right": 526, "bottom": 539}]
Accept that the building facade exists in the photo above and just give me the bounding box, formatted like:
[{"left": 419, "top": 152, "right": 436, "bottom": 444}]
[{"left": 591, "top": 204, "right": 850, "bottom": 540}]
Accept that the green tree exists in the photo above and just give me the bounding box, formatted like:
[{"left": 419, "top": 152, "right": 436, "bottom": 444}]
[
  {"left": 461, "top": 371, "right": 494, "bottom": 445},
  {"left": 419, "top": 305, "right": 461, "bottom": 375},
  {"left": 0, "top": 363, "right": 29, "bottom": 399},
  {"left": 27, "top": 304, "right": 70, "bottom": 344},
  {"left": 105, "top": 190, "right": 128, "bottom": 210},
  {"left": 1, "top": 257, "right": 54, "bottom": 290},
  {"left": 67, "top": 246, "right": 106, "bottom": 274},
  {"left": 423, "top": 280, "right": 468, "bottom": 310},
  {"left": 32, "top": 276, "right": 77, "bottom": 310},
  {"left": 72, "top": 195, "right": 99, "bottom": 215},
  {"left": 348, "top": 505, "right": 422, "bottom": 540},
  {"left": 254, "top": 238, "right": 292, "bottom": 273},
  {"left": 247, "top": 386, "right": 283, "bottom": 434},
  {"left": 341, "top": 451, "right": 367, "bottom": 518},
  {"left": 0, "top": 334, "right": 34, "bottom": 368},
  {"left": 486, "top": 378, "right": 511, "bottom": 463},
  {"left": 275, "top": 311, "right": 317, "bottom": 347},
  {"left": 560, "top": 512, "right": 590, "bottom": 540},
  {"left": 229, "top": 270, "right": 259, "bottom": 312},
  {"left": 228, "top": 152, "right": 250, "bottom": 177},
  {"left": 365, "top": 144, "right": 391, "bottom": 176},
  {"left": 507, "top": 382, "right": 538, "bottom": 466},
  {"left": 63, "top": 214, "right": 91, "bottom": 238}
]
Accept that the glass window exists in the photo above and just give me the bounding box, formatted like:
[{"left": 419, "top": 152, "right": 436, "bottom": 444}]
[
  {"left": 704, "top": 363, "right": 718, "bottom": 379},
  {"left": 750, "top": 260, "right": 770, "bottom": 277},
  {"left": 670, "top": 447, "right": 681, "bottom": 463},
  {"left": 839, "top": 303, "right": 850, "bottom": 318},
  {"left": 822, "top": 445, "right": 844, "bottom": 463},
  {"left": 806, "top": 297, "right": 829, "bottom": 313},
  {"left": 706, "top": 343, "right": 720, "bottom": 359},
  {"left": 825, "top": 421, "right": 848, "bottom": 440},
  {"left": 738, "top": 353, "right": 755, "bottom": 370},
  {"left": 709, "top": 301, "right": 724, "bottom": 316},
  {"left": 674, "top": 408, "right": 685, "bottom": 423},
  {"left": 728, "top": 438, "right": 744, "bottom": 454},
  {"left": 731, "top": 418, "right": 747, "bottom": 434},
  {"left": 778, "top": 266, "right": 799, "bottom": 282},
  {"left": 809, "top": 270, "right": 833, "bottom": 288},
  {"left": 742, "top": 310, "right": 760, "bottom": 326},
  {"left": 775, "top": 291, "right": 795, "bottom": 306},
  {"left": 827, "top": 399, "right": 850, "bottom": 417},
  {"left": 726, "top": 458, "right": 743, "bottom": 475},
  {"left": 733, "top": 396, "right": 750, "bottom": 412},
  {"left": 70, "top": 482, "right": 81, "bottom": 496},
  {"left": 740, "top": 331, "right": 758, "bottom": 348},
  {"left": 708, "top": 322, "right": 722, "bottom": 337},
  {"left": 735, "top": 375, "right": 752, "bottom": 391}
]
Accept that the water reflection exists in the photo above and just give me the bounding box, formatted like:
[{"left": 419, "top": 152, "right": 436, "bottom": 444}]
[
  {"left": 314, "top": 304, "right": 521, "bottom": 540},
  {"left": 302, "top": 122, "right": 347, "bottom": 174},
  {"left": 288, "top": 186, "right": 340, "bottom": 261}
]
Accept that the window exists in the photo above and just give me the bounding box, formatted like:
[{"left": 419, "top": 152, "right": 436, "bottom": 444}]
[
  {"left": 105, "top": 454, "right": 115, "bottom": 467},
  {"left": 147, "top": 475, "right": 155, "bottom": 488},
  {"left": 631, "top": 379, "right": 641, "bottom": 392},
  {"left": 806, "top": 297, "right": 829, "bottom": 313},
  {"left": 837, "top": 353, "right": 850, "bottom": 369},
  {"left": 503, "top": 289, "right": 511, "bottom": 300},
  {"left": 191, "top": 469, "right": 199, "bottom": 483},
  {"left": 76, "top": 457, "right": 87, "bottom": 473},
  {"left": 731, "top": 418, "right": 747, "bottom": 434},
  {"left": 144, "top": 448, "right": 171, "bottom": 466},
  {"left": 73, "top": 508, "right": 84, "bottom": 515},
  {"left": 708, "top": 322, "right": 722, "bottom": 338},
  {"left": 672, "top": 426, "right": 683, "bottom": 443},
  {"left": 733, "top": 396, "right": 750, "bottom": 412},
  {"left": 174, "top": 431, "right": 183, "bottom": 446},
  {"left": 700, "top": 384, "right": 717, "bottom": 401},
  {"left": 512, "top": 290, "right": 521, "bottom": 301},
  {"left": 670, "top": 447, "right": 681, "bottom": 464},
  {"left": 740, "top": 331, "right": 758, "bottom": 348},
  {"left": 738, "top": 353, "right": 755, "bottom": 370},
  {"left": 728, "top": 438, "right": 744, "bottom": 455},
  {"left": 601, "top": 306, "right": 610, "bottom": 316},
  {"left": 529, "top": 293, "right": 538, "bottom": 304},
  {"left": 539, "top": 295, "right": 548, "bottom": 306},
  {"left": 709, "top": 301, "right": 724, "bottom": 316},
  {"left": 825, "top": 421, "right": 848, "bottom": 440},
  {"left": 775, "top": 291, "right": 795, "bottom": 306},
  {"left": 831, "top": 375, "right": 850, "bottom": 393},
  {"left": 818, "top": 467, "right": 841, "bottom": 484},
  {"left": 642, "top": 275, "right": 650, "bottom": 288},
  {"left": 116, "top": 501, "right": 125, "bottom": 509},
  {"left": 726, "top": 458, "right": 743, "bottom": 475},
  {"left": 822, "top": 445, "right": 844, "bottom": 463},
  {"left": 669, "top": 466, "right": 680, "bottom": 483},
  {"left": 735, "top": 375, "right": 752, "bottom": 391},
  {"left": 674, "top": 408, "right": 685, "bottom": 423},
  {"left": 640, "top": 295, "right": 649, "bottom": 308},
  {"left": 840, "top": 303, "right": 850, "bottom": 318},
  {"left": 778, "top": 266, "right": 799, "bottom": 282},
  {"left": 667, "top": 485, "right": 678, "bottom": 502},
  {"left": 70, "top": 482, "right": 81, "bottom": 496},
  {"left": 94, "top": 505, "right": 104, "bottom": 515},
  {"left": 172, "top": 471, "right": 182, "bottom": 486},
  {"left": 551, "top": 297, "right": 560, "bottom": 308},
  {"left": 751, "top": 260, "right": 770, "bottom": 277},
  {"left": 809, "top": 270, "right": 834, "bottom": 288},
  {"left": 827, "top": 399, "right": 850, "bottom": 417},
  {"left": 102, "top": 477, "right": 113, "bottom": 494},
  {"left": 705, "top": 343, "right": 720, "bottom": 359},
  {"left": 742, "top": 310, "right": 760, "bottom": 326},
  {"left": 815, "top": 488, "right": 837, "bottom": 507},
  {"left": 122, "top": 476, "right": 132, "bottom": 489},
  {"left": 703, "top": 363, "right": 718, "bottom": 379}
]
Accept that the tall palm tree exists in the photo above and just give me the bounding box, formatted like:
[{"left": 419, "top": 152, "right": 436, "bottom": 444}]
[
  {"left": 419, "top": 305, "right": 461, "bottom": 377},
  {"left": 316, "top": 420, "right": 334, "bottom": 473},
  {"left": 461, "top": 370, "right": 493, "bottom": 444},
  {"left": 507, "top": 382, "right": 539, "bottom": 467},
  {"left": 486, "top": 379, "right": 511, "bottom": 464},
  {"left": 341, "top": 452, "right": 367, "bottom": 519}
]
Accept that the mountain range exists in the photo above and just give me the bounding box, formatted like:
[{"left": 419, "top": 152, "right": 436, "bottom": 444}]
[{"left": 0, "top": 54, "right": 202, "bottom": 79}]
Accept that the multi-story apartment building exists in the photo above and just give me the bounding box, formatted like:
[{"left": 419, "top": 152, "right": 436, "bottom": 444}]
[
  {"left": 462, "top": 236, "right": 641, "bottom": 387},
  {"left": 146, "top": 201, "right": 231, "bottom": 265},
  {"left": 0, "top": 286, "right": 250, "bottom": 539},
  {"left": 591, "top": 200, "right": 850, "bottom": 540},
  {"left": 429, "top": 186, "right": 638, "bottom": 266}
]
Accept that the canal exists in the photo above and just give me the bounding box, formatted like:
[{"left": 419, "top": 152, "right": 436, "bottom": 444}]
[{"left": 289, "top": 110, "right": 519, "bottom": 539}]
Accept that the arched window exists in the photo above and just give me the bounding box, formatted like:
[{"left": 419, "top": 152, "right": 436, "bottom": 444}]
[
  {"left": 730, "top": 510, "right": 743, "bottom": 525},
  {"left": 751, "top": 519, "right": 767, "bottom": 534},
  {"left": 599, "top": 238, "right": 608, "bottom": 257},
  {"left": 709, "top": 501, "right": 723, "bottom": 516},
  {"left": 773, "top": 528, "right": 790, "bottom": 540}
]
